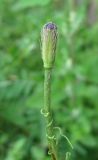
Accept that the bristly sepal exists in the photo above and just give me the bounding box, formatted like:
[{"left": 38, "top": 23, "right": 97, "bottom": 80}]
[{"left": 41, "top": 22, "right": 57, "bottom": 69}]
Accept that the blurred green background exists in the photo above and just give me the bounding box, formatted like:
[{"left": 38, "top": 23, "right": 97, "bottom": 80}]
[{"left": 0, "top": 0, "right": 98, "bottom": 160}]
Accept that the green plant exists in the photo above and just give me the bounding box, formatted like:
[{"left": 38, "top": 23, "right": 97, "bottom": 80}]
[
  {"left": 41, "top": 22, "right": 58, "bottom": 160},
  {"left": 0, "top": 0, "right": 98, "bottom": 160},
  {"left": 41, "top": 22, "right": 73, "bottom": 160}
]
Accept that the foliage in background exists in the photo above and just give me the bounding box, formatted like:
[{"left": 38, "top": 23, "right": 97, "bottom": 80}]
[{"left": 0, "top": 0, "right": 98, "bottom": 160}]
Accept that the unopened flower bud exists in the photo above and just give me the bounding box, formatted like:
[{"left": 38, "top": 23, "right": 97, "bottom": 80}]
[{"left": 41, "top": 22, "right": 57, "bottom": 69}]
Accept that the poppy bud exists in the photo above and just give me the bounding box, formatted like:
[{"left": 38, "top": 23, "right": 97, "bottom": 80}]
[{"left": 41, "top": 22, "right": 57, "bottom": 69}]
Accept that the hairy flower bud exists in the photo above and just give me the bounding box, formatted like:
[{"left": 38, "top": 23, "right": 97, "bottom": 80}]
[{"left": 41, "top": 22, "right": 57, "bottom": 69}]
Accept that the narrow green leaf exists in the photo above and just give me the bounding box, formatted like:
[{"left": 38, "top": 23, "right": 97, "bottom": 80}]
[{"left": 14, "top": 0, "right": 51, "bottom": 10}]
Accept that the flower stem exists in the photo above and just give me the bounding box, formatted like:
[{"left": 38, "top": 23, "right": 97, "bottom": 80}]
[{"left": 43, "top": 68, "right": 57, "bottom": 160}]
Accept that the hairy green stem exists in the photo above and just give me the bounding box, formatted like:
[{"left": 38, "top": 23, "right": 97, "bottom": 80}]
[{"left": 43, "top": 68, "right": 57, "bottom": 160}]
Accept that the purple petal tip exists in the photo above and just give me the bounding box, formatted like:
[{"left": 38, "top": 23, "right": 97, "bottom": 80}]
[{"left": 44, "top": 22, "right": 57, "bottom": 30}]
